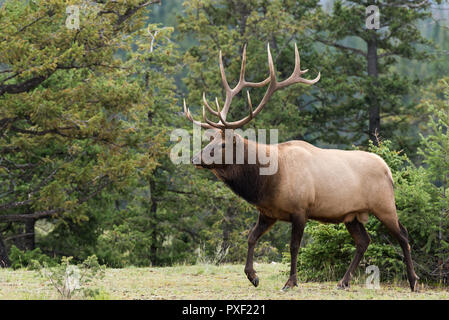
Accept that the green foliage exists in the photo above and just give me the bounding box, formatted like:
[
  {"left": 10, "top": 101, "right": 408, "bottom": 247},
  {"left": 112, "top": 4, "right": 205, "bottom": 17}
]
[
  {"left": 293, "top": 223, "right": 353, "bottom": 282},
  {"left": 82, "top": 287, "right": 111, "bottom": 300},
  {"left": 288, "top": 221, "right": 404, "bottom": 282},
  {"left": 0, "top": 0, "right": 181, "bottom": 267},
  {"left": 416, "top": 78, "right": 449, "bottom": 280},
  {"left": 9, "top": 245, "right": 58, "bottom": 270},
  {"left": 310, "top": 0, "right": 443, "bottom": 152}
]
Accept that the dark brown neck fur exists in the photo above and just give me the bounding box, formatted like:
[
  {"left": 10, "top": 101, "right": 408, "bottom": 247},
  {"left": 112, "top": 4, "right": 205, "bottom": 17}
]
[
  {"left": 213, "top": 164, "right": 272, "bottom": 205},
  {"left": 211, "top": 138, "right": 276, "bottom": 205}
]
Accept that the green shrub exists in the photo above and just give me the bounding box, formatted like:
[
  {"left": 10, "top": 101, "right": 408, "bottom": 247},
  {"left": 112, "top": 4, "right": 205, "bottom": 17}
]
[
  {"left": 9, "top": 245, "right": 58, "bottom": 270},
  {"left": 290, "top": 222, "right": 406, "bottom": 283},
  {"left": 292, "top": 222, "right": 353, "bottom": 282}
]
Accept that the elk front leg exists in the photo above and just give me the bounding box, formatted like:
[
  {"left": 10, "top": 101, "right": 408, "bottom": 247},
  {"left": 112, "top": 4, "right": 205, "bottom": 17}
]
[
  {"left": 282, "top": 213, "right": 306, "bottom": 291},
  {"left": 245, "top": 213, "right": 276, "bottom": 287}
]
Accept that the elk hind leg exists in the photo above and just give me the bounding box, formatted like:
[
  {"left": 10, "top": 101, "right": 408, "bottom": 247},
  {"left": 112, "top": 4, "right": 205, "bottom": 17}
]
[
  {"left": 379, "top": 216, "right": 419, "bottom": 292},
  {"left": 337, "top": 218, "right": 370, "bottom": 289}
]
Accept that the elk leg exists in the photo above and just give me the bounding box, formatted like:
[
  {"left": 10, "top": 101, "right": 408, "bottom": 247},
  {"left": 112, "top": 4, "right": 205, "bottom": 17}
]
[
  {"left": 282, "top": 213, "right": 306, "bottom": 291},
  {"left": 337, "top": 219, "right": 370, "bottom": 289},
  {"left": 244, "top": 213, "right": 276, "bottom": 287},
  {"left": 382, "top": 219, "right": 419, "bottom": 292}
]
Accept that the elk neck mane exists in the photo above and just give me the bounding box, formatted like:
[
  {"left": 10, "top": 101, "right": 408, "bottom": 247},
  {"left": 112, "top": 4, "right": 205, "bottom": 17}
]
[{"left": 211, "top": 138, "right": 276, "bottom": 205}]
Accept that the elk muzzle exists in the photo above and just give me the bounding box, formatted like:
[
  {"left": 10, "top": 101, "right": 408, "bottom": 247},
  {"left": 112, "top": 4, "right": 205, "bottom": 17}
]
[{"left": 191, "top": 151, "right": 205, "bottom": 168}]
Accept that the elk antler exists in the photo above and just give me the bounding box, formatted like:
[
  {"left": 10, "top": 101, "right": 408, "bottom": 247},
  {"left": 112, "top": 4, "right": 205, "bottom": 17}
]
[{"left": 183, "top": 43, "right": 320, "bottom": 130}]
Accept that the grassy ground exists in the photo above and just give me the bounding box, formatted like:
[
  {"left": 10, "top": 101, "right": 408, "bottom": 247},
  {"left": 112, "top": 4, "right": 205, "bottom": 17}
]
[{"left": 0, "top": 262, "right": 448, "bottom": 299}]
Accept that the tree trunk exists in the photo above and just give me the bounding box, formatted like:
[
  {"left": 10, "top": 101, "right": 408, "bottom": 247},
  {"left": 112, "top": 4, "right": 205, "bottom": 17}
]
[
  {"left": 367, "top": 34, "right": 380, "bottom": 145},
  {"left": 218, "top": 207, "right": 234, "bottom": 264},
  {"left": 149, "top": 177, "right": 158, "bottom": 266},
  {"left": 24, "top": 219, "right": 35, "bottom": 250},
  {"left": 0, "top": 232, "right": 10, "bottom": 268},
  {"left": 439, "top": 182, "right": 446, "bottom": 283}
]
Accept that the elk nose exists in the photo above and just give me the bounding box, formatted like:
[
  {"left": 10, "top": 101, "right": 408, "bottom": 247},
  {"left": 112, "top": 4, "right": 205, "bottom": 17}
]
[{"left": 191, "top": 155, "right": 200, "bottom": 165}]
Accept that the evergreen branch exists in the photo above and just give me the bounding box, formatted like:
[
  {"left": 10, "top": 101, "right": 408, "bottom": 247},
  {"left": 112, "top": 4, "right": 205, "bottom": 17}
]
[
  {"left": 115, "top": 1, "right": 162, "bottom": 26},
  {"left": 314, "top": 38, "right": 367, "bottom": 57},
  {"left": 0, "top": 199, "right": 34, "bottom": 211},
  {"left": 0, "top": 61, "right": 128, "bottom": 97},
  {"left": 0, "top": 74, "right": 51, "bottom": 96},
  {"left": 382, "top": 0, "right": 430, "bottom": 8},
  {"left": 4, "top": 232, "right": 35, "bottom": 242},
  {"left": 0, "top": 208, "right": 63, "bottom": 222},
  {"left": 0, "top": 176, "right": 111, "bottom": 222},
  {"left": 9, "top": 126, "right": 74, "bottom": 137},
  {"left": 14, "top": 14, "right": 47, "bottom": 35}
]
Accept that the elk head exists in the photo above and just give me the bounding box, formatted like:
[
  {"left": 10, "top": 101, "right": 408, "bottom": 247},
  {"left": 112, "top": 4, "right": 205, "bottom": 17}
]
[{"left": 184, "top": 43, "right": 320, "bottom": 169}]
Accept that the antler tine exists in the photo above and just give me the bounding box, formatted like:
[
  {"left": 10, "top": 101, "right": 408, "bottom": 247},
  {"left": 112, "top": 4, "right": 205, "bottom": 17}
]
[
  {"left": 277, "top": 43, "right": 321, "bottom": 88},
  {"left": 219, "top": 44, "right": 246, "bottom": 121},
  {"left": 239, "top": 44, "right": 247, "bottom": 84},
  {"left": 183, "top": 99, "right": 214, "bottom": 129},
  {"left": 183, "top": 99, "right": 195, "bottom": 122},
  {"left": 294, "top": 43, "right": 301, "bottom": 73},
  {"left": 202, "top": 102, "right": 225, "bottom": 129},
  {"left": 186, "top": 44, "right": 270, "bottom": 130},
  {"left": 293, "top": 44, "right": 311, "bottom": 77},
  {"left": 203, "top": 92, "right": 220, "bottom": 117},
  {"left": 219, "top": 50, "right": 231, "bottom": 93},
  {"left": 267, "top": 43, "right": 277, "bottom": 84},
  {"left": 215, "top": 97, "right": 227, "bottom": 125},
  {"left": 246, "top": 91, "right": 253, "bottom": 120}
]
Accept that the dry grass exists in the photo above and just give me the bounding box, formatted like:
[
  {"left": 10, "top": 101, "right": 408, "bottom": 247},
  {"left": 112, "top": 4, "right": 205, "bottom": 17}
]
[{"left": 0, "top": 263, "right": 448, "bottom": 300}]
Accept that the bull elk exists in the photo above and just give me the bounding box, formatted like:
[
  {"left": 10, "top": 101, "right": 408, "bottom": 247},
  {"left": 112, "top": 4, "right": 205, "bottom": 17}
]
[{"left": 183, "top": 44, "right": 418, "bottom": 292}]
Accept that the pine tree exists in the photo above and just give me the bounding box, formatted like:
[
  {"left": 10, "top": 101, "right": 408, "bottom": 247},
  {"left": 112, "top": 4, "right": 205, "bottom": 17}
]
[
  {"left": 0, "top": 0, "right": 169, "bottom": 265},
  {"left": 418, "top": 78, "right": 449, "bottom": 282},
  {"left": 310, "top": 0, "right": 443, "bottom": 149}
]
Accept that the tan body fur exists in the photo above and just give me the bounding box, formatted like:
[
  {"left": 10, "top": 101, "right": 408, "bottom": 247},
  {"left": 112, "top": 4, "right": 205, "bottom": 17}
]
[{"left": 257, "top": 140, "right": 394, "bottom": 226}]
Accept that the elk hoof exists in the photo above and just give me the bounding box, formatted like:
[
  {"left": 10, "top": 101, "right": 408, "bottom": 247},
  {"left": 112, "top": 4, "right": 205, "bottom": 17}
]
[
  {"left": 281, "top": 283, "right": 298, "bottom": 292},
  {"left": 336, "top": 280, "right": 350, "bottom": 290},
  {"left": 245, "top": 269, "right": 259, "bottom": 287},
  {"left": 411, "top": 277, "right": 419, "bottom": 292},
  {"left": 251, "top": 277, "right": 259, "bottom": 287},
  {"left": 281, "top": 278, "right": 298, "bottom": 291}
]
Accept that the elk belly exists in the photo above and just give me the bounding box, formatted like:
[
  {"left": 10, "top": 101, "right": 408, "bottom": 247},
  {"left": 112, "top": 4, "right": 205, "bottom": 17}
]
[{"left": 343, "top": 212, "right": 369, "bottom": 224}]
